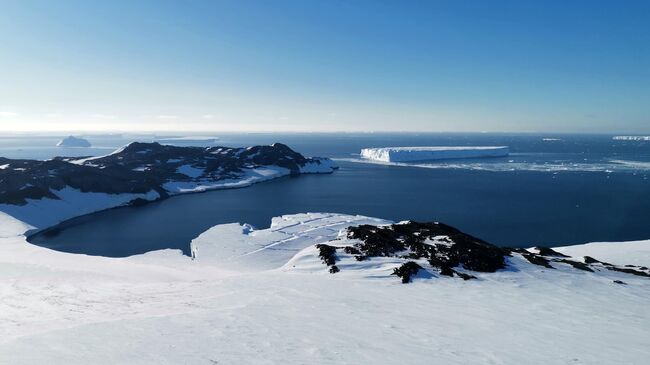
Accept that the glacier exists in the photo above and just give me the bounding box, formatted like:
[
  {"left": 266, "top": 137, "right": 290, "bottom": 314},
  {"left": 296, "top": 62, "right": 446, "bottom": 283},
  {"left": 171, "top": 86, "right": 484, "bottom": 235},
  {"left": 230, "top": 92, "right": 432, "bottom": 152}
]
[{"left": 360, "top": 146, "right": 509, "bottom": 162}]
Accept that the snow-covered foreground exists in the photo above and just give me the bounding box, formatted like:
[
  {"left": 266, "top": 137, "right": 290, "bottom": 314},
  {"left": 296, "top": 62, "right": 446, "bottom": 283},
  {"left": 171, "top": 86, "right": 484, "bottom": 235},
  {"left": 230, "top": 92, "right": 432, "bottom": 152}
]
[{"left": 1, "top": 212, "right": 649, "bottom": 364}]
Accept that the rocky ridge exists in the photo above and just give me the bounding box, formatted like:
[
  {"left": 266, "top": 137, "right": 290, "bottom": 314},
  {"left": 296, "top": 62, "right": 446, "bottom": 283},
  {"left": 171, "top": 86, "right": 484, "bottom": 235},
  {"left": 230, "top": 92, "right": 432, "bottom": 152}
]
[
  {"left": 316, "top": 221, "right": 650, "bottom": 283},
  {"left": 0, "top": 142, "right": 335, "bottom": 205}
]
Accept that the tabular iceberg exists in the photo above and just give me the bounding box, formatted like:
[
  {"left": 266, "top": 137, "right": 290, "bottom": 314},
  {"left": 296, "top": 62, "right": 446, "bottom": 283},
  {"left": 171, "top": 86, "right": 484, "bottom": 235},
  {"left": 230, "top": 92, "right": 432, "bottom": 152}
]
[
  {"left": 613, "top": 136, "right": 650, "bottom": 141},
  {"left": 360, "top": 146, "right": 509, "bottom": 162}
]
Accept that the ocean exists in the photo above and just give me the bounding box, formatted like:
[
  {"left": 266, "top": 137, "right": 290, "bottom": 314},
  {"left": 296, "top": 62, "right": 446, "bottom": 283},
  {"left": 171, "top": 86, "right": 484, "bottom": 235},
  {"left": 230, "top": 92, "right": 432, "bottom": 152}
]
[{"left": 7, "top": 132, "right": 650, "bottom": 256}]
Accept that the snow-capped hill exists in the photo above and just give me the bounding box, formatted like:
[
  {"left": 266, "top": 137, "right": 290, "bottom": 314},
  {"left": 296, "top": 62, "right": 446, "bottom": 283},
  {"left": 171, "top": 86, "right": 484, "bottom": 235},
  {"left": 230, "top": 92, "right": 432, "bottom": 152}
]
[
  {"left": 56, "top": 136, "right": 91, "bottom": 147},
  {"left": 360, "top": 146, "right": 509, "bottom": 162},
  {"left": 191, "top": 213, "right": 649, "bottom": 284},
  {"left": 291, "top": 220, "right": 650, "bottom": 283},
  {"left": 0, "top": 143, "right": 336, "bottom": 229}
]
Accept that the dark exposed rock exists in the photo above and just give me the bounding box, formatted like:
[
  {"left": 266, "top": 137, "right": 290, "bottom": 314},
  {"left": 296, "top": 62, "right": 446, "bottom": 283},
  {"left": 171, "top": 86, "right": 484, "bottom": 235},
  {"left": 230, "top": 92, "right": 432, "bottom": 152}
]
[
  {"left": 522, "top": 253, "right": 554, "bottom": 268},
  {"left": 454, "top": 271, "right": 477, "bottom": 281},
  {"left": 343, "top": 246, "right": 361, "bottom": 255},
  {"left": 606, "top": 266, "right": 650, "bottom": 278},
  {"left": 312, "top": 221, "right": 649, "bottom": 283},
  {"left": 613, "top": 280, "right": 627, "bottom": 285},
  {"left": 392, "top": 262, "right": 423, "bottom": 284},
  {"left": 347, "top": 221, "right": 507, "bottom": 274},
  {"left": 534, "top": 247, "right": 570, "bottom": 257},
  {"left": 439, "top": 265, "right": 455, "bottom": 277},
  {"left": 0, "top": 142, "right": 335, "bottom": 205},
  {"left": 584, "top": 256, "right": 613, "bottom": 266},
  {"left": 316, "top": 244, "right": 339, "bottom": 272},
  {"left": 558, "top": 259, "right": 593, "bottom": 272}
]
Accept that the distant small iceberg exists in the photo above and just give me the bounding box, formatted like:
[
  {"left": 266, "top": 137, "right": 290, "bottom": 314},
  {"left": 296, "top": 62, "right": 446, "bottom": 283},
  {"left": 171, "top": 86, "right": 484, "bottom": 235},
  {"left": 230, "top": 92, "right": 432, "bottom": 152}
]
[
  {"left": 360, "top": 146, "right": 509, "bottom": 162},
  {"left": 542, "top": 138, "right": 562, "bottom": 141},
  {"left": 56, "top": 136, "right": 91, "bottom": 148},
  {"left": 613, "top": 136, "right": 650, "bottom": 141}
]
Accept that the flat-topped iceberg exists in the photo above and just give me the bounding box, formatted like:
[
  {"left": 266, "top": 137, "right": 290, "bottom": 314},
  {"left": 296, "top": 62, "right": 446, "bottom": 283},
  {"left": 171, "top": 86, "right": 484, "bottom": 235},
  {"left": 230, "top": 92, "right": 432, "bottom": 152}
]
[
  {"left": 613, "top": 136, "right": 650, "bottom": 141},
  {"left": 56, "top": 136, "right": 91, "bottom": 148},
  {"left": 360, "top": 146, "right": 509, "bottom": 162}
]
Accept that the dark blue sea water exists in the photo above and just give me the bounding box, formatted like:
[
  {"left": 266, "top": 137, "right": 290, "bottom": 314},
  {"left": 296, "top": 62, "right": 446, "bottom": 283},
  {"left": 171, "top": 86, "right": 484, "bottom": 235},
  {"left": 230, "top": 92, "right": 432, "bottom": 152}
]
[{"left": 21, "top": 133, "right": 650, "bottom": 256}]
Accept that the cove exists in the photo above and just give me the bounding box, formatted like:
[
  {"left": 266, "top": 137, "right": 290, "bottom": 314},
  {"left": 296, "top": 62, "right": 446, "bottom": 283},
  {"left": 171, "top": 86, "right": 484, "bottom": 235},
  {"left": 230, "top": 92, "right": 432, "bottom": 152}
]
[{"left": 28, "top": 160, "right": 650, "bottom": 257}]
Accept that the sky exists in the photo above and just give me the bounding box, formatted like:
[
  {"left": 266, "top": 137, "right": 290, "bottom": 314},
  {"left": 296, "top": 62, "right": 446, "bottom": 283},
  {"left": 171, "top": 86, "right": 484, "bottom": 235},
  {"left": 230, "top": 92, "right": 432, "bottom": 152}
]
[{"left": 0, "top": 0, "right": 648, "bottom": 133}]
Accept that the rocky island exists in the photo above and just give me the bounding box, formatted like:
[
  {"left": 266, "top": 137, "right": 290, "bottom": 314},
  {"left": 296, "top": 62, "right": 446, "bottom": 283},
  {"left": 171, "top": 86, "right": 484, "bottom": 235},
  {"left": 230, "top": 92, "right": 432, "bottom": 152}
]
[{"left": 0, "top": 142, "right": 336, "bottom": 228}]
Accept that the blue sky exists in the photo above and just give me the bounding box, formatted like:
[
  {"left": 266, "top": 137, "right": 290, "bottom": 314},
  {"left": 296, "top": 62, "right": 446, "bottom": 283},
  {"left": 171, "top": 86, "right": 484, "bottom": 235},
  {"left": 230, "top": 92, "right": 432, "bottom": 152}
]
[{"left": 0, "top": 0, "right": 648, "bottom": 132}]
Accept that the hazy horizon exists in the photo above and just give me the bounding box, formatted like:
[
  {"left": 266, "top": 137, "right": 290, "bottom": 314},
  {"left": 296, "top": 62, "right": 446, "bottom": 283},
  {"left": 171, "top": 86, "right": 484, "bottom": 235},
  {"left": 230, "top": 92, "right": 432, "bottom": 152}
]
[{"left": 1, "top": 0, "right": 649, "bottom": 134}]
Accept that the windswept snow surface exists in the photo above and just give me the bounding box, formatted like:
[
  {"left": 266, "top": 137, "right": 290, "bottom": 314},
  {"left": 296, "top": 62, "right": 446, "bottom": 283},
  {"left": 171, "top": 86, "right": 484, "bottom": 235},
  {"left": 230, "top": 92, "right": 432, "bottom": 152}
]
[
  {"left": 1, "top": 212, "right": 649, "bottom": 364},
  {"left": 360, "top": 146, "right": 509, "bottom": 162}
]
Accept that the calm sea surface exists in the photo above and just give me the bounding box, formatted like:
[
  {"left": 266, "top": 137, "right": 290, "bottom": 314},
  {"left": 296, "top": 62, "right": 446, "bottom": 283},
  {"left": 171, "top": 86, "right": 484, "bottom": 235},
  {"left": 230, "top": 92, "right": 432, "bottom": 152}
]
[{"left": 10, "top": 133, "right": 650, "bottom": 256}]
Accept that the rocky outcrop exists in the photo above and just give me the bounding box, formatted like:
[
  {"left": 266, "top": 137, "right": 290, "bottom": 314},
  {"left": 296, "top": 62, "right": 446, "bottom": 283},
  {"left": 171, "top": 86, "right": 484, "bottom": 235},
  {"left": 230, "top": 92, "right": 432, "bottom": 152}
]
[
  {"left": 0, "top": 142, "right": 336, "bottom": 205},
  {"left": 316, "top": 221, "right": 650, "bottom": 283}
]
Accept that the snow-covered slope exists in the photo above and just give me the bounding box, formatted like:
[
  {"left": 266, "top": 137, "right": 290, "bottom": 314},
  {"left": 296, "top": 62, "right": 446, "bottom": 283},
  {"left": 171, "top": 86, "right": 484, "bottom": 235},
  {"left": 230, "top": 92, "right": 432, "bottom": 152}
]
[
  {"left": 1, "top": 212, "right": 649, "bottom": 364},
  {"left": 555, "top": 239, "right": 650, "bottom": 267},
  {"left": 360, "top": 146, "right": 509, "bottom": 162}
]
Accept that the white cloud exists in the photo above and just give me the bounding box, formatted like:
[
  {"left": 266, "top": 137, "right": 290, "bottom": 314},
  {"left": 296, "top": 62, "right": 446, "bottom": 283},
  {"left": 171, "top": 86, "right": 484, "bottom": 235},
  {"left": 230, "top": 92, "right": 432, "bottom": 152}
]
[
  {"left": 0, "top": 112, "right": 18, "bottom": 118},
  {"left": 202, "top": 114, "right": 215, "bottom": 119},
  {"left": 91, "top": 114, "right": 118, "bottom": 119},
  {"left": 156, "top": 115, "right": 179, "bottom": 120}
]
